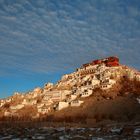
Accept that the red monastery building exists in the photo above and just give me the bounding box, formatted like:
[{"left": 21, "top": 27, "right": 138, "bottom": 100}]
[{"left": 82, "top": 56, "right": 119, "bottom": 68}]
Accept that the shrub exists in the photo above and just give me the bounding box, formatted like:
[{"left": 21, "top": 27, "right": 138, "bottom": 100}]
[{"left": 119, "top": 76, "right": 140, "bottom": 96}]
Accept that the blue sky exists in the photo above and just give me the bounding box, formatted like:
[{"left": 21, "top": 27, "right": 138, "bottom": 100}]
[{"left": 0, "top": 0, "right": 140, "bottom": 98}]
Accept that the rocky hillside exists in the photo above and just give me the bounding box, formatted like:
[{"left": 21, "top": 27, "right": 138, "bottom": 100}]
[{"left": 0, "top": 56, "right": 140, "bottom": 123}]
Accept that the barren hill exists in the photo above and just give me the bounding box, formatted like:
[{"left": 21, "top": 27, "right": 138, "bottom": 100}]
[{"left": 0, "top": 56, "right": 140, "bottom": 124}]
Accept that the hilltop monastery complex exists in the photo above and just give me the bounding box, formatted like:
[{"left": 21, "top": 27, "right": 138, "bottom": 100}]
[{"left": 0, "top": 56, "right": 140, "bottom": 118}]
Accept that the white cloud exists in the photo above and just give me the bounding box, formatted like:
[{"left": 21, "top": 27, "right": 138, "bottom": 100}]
[{"left": 0, "top": 0, "right": 140, "bottom": 77}]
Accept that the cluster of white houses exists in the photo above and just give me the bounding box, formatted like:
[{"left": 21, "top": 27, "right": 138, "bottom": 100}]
[
  {"left": 59, "top": 63, "right": 120, "bottom": 91},
  {"left": 1, "top": 86, "right": 86, "bottom": 117}
]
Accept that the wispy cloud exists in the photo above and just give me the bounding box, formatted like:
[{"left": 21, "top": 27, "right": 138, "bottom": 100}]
[{"left": 0, "top": 0, "right": 140, "bottom": 78}]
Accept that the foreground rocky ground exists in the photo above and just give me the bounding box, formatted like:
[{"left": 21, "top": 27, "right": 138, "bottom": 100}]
[{"left": 0, "top": 123, "right": 140, "bottom": 140}]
